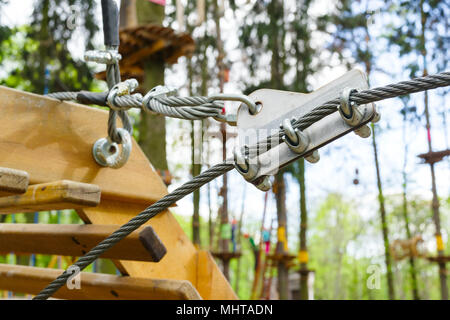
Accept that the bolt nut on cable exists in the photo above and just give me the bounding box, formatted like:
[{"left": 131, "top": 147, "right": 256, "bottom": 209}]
[
  {"left": 371, "top": 105, "right": 381, "bottom": 123},
  {"left": 280, "top": 118, "right": 310, "bottom": 154},
  {"left": 354, "top": 125, "right": 372, "bottom": 138},
  {"left": 305, "top": 150, "right": 320, "bottom": 163},
  {"left": 254, "top": 175, "right": 272, "bottom": 192},
  {"left": 234, "top": 147, "right": 271, "bottom": 191}
]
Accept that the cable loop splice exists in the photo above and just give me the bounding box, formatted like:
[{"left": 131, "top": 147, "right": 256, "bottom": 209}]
[
  {"left": 338, "top": 87, "right": 372, "bottom": 138},
  {"left": 234, "top": 147, "right": 272, "bottom": 191},
  {"left": 107, "top": 79, "right": 139, "bottom": 111},
  {"left": 92, "top": 128, "right": 132, "bottom": 169},
  {"left": 142, "top": 85, "right": 178, "bottom": 113}
]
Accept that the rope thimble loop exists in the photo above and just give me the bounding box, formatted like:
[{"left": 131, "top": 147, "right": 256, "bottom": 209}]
[{"left": 92, "top": 128, "right": 132, "bottom": 169}]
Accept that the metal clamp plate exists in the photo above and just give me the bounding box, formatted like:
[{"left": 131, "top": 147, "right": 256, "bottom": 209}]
[{"left": 236, "top": 69, "right": 376, "bottom": 178}]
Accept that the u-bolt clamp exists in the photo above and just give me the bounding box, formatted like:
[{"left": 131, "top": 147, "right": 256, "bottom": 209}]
[
  {"left": 338, "top": 87, "right": 371, "bottom": 138},
  {"left": 93, "top": 128, "right": 132, "bottom": 169},
  {"left": 234, "top": 147, "right": 272, "bottom": 192},
  {"left": 107, "top": 79, "right": 139, "bottom": 111},
  {"left": 281, "top": 118, "right": 310, "bottom": 154},
  {"left": 280, "top": 118, "right": 319, "bottom": 164}
]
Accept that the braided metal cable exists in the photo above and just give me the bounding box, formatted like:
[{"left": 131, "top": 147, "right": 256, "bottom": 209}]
[
  {"left": 33, "top": 71, "right": 450, "bottom": 300},
  {"left": 48, "top": 91, "right": 223, "bottom": 120},
  {"left": 106, "top": 59, "right": 134, "bottom": 144},
  {"left": 247, "top": 71, "right": 450, "bottom": 155},
  {"left": 33, "top": 162, "right": 234, "bottom": 300},
  {"left": 47, "top": 92, "right": 79, "bottom": 101},
  {"left": 144, "top": 96, "right": 223, "bottom": 120}
]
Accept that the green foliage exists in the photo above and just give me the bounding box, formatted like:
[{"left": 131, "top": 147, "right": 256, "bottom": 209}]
[{"left": 0, "top": 0, "right": 99, "bottom": 93}]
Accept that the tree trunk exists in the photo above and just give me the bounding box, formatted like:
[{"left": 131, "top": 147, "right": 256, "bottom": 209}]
[
  {"left": 212, "top": 0, "right": 230, "bottom": 280},
  {"left": 234, "top": 186, "right": 247, "bottom": 294},
  {"left": 187, "top": 55, "right": 202, "bottom": 247},
  {"left": 133, "top": 0, "right": 168, "bottom": 171},
  {"left": 371, "top": 123, "right": 395, "bottom": 300},
  {"left": 275, "top": 172, "right": 289, "bottom": 300},
  {"left": 419, "top": 0, "right": 448, "bottom": 300},
  {"left": 401, "top": 111, "right": 420, "bottom": 300},
  {"left": 363, "top": 24, "right": 395, "bottom": 300},
  {"left": 298, "top": 158, "right": 309, "bottom": 300}
]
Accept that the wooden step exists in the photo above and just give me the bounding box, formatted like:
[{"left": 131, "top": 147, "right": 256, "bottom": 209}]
[
  {"left": 0, "top": 180, "right": 101, "bottom": 214},
  {"left": 0, "top": 264, "right": 202, "bottom": 300},
  {"left": 0, "top": 167, "right": 29, "bottom": 197},
  {"left": 0, "top": 223, "right": 166, "bottom": 262}
]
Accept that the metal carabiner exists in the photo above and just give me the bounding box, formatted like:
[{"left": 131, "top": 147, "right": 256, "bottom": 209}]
[{"left": 92, "top": 128, "right": 132, "bottom": 169}]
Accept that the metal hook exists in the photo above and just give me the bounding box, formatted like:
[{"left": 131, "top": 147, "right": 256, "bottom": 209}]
[
  {"left": 209, "top": 93, "right": 261, "bottom": 115},
  {"left": 93, "top": 128, "right": 132, "bottom": 169}
]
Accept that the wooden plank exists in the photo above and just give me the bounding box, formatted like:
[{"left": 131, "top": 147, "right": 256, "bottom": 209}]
[
  {"left": 0, "top": 86, "right": 168, "bottom": 204},
  {"left": 122, "top": 39, "right": 166, "bottom": 66},
  {"left": 0, "top": 86, "right": 237, "bottom": 300},
  {"left": 77, "top": 202, "right": 237, "bottom": 300},
  {"left": 0, "top": 167, "right": 29, "bottom": 197},
  {"left": 0, "top": 264, "right": 202, "bottom": 300},
  {"left": 0, "top": 224, "right": 166, "bottom": 262},
  {"left": 0, "top": 180, "right": 101, "bottom": 214},
  {"left": 196, "top": 250, "right": 238, "bottom": 300}
]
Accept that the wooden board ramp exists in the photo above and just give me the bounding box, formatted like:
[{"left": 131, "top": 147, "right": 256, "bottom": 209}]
[
  {"left": 0, "top": 167, "right": 29, "bottom": 197},
  {"left": 0, "top": 224, "right": 166, "bottom": 262},
  {"left": 0, "top": 86, "right": 237, "bottom": 300},
  {"left": 0, "top": 180, "right": 101, "bottom": 214},
  {"left": 0, "top": 264, "right": 202, "bottom": 300}
]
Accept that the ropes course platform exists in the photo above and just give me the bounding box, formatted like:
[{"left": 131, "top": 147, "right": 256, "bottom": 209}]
[
  {"left": 212, "top": 251, "right": 242, "bottom": 262},
  {"left": 95, "top": 24, "right": 195, "bottom": 84},
  {"left": 426, "top": 256, "right": 450, "bottom": 263},
  {"left": 0, "top": 86, "right": 237, "bottom": 300},
  {"left": 417, "top": 149, "right": 450, "bottom": 164}
]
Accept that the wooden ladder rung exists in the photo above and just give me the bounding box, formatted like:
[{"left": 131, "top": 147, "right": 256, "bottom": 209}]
[
  {"left": 0, "top": 264, "right": 202, "bottom": 300},
  {"left": 0, "top": 180, "right": 101, "bottom": 214},
  {"left": 0, "top": 223, "right": 166, "bottom": 262},
  {"left": 0, "top": 167, "right": 29, "bottom": 197}
]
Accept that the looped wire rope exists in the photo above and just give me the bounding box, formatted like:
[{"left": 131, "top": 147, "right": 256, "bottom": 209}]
[
  {"left": 105, "top": 51, "right": 132, "bottom": 144},
  {"left": 34, "top": 70, "right": 450, "bottom": 300}
]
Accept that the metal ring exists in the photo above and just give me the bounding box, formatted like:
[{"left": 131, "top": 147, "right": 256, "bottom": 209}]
[
  {"left": 93, "top": 128, "right": 132, "bottom": 169},
  {"left": 339, "top": 87, "right": 357, "bottom": 119},
  {"left": 209, "top": 93, "right": 260, "bottom": 115}
]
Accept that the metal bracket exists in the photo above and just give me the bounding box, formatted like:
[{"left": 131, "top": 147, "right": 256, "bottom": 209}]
[{"left": 235, "top": 69, "right": 377, "bottom": 187}]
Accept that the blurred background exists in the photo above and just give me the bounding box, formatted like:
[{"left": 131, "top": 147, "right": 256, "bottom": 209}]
[{"left": 0, "top": 0, "right": 449, "bottom": 300}]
